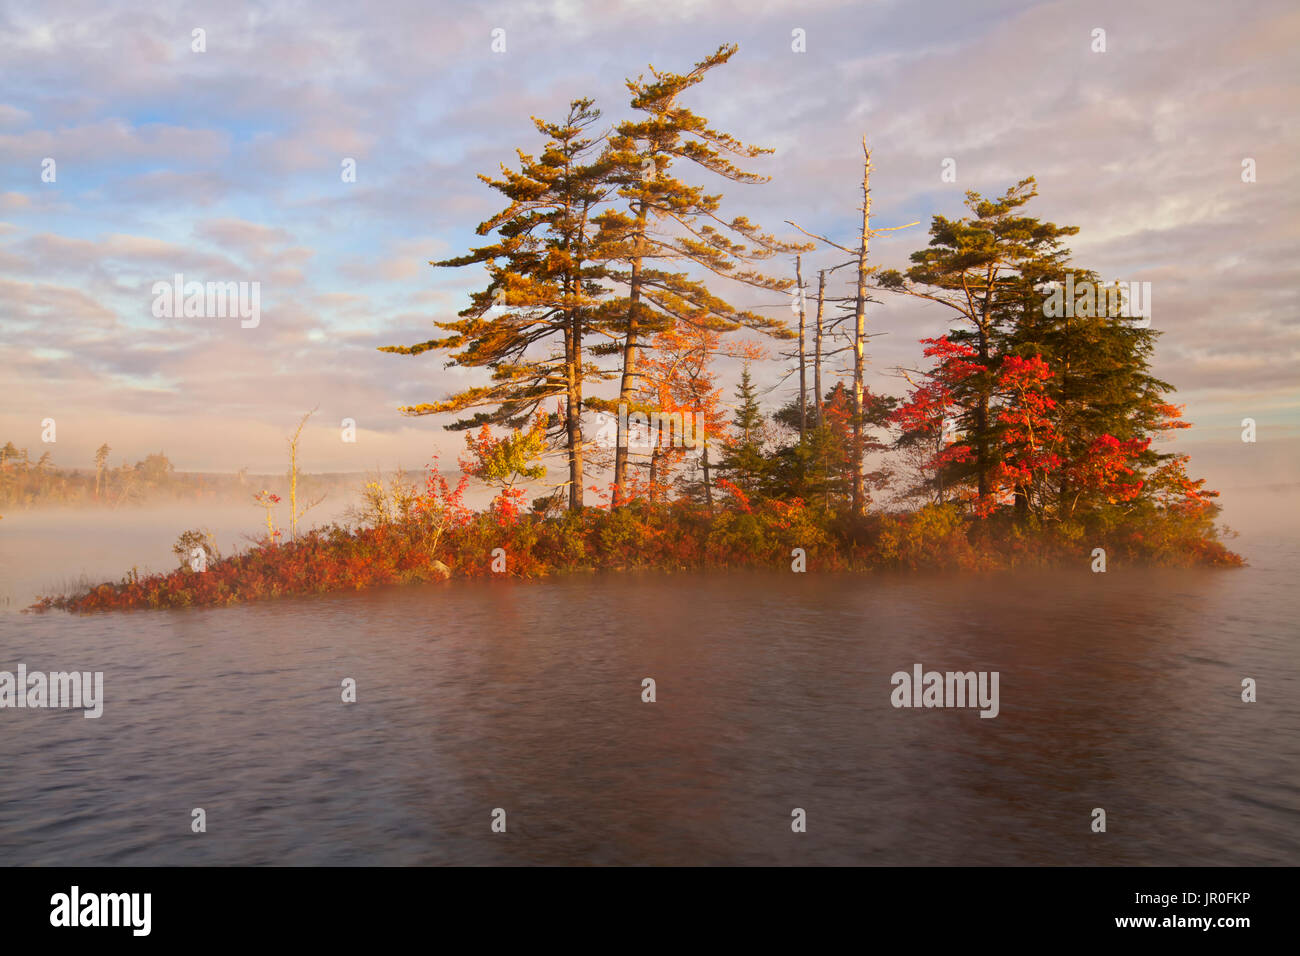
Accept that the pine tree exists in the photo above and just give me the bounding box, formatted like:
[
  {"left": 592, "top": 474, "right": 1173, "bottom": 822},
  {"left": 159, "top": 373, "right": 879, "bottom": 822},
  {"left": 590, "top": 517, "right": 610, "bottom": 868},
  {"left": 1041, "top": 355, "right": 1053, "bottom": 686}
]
[
  {"left": 888, "top": 179, "right": 1210, "bottom": 523},
  {"left": 715, "top": 365, "right": 772, "bottom": 496},
  {"left": 773, "top": 382, "right": 894, "bottom": 506},
  {"left": 1004, "top": 267, "right": 1181, "bottom": 519},
  {"left": 591, "top": 43, "right": 805, "bottom": 501},
  {"left": 880, "top": 177, "right": 1077, "bottom": 508},
  {"left": 380, "top": 99, "right": 612, "bottom": 511}
]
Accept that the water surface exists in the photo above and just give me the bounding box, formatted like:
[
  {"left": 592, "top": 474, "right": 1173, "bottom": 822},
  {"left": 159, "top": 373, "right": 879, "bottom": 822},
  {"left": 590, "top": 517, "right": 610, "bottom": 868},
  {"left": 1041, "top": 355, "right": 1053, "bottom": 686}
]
[{"left": 1, "top": 515, "right": 1295, "bottom": 865}]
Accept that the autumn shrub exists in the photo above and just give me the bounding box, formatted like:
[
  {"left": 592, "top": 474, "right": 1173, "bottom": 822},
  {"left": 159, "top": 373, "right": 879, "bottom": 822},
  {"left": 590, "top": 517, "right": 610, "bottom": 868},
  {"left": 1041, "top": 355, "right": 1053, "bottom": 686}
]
[
  {"left": 1097, "top": 501, "right": 1243, "bottom": 568},
  {"left": 874, "top": 503, "right": 980, "bottom": 570},
  {"left": 172, "top": 528, "right": 221, "bottom": 569},
  {"left": 595, "top": 501, "right": 657, "bottom": 567},
  {"left": 535, "top": 509, "right": 592, "bottom": 570},
  {"left": 704, "top": 506, "right": 767, "bottom": 565},
  {"left": 760, "top": 498, "right": 835, "bottom": 567}
]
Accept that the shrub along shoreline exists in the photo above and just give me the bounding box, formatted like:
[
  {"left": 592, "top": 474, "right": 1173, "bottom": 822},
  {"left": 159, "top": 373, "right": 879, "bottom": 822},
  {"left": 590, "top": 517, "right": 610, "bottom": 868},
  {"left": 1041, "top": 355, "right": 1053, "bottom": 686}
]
[{"left": 28, "top": 492, "right": 1242, "bottom": 613}]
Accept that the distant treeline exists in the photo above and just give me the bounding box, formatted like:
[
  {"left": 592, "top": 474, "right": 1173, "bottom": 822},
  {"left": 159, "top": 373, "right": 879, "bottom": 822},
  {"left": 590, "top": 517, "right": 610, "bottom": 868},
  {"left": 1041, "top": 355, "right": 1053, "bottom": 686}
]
[{"left": 0, "top": 441, "right": 357, "bottom": 510}]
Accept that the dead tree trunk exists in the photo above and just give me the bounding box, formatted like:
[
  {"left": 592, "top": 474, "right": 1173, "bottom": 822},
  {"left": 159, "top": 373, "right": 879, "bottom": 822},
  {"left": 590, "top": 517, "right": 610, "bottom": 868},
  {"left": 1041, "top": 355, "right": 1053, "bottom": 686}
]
[
  {"left": 851, "top": 140, "right": 871, "bottom": 515},
  {"left": 784, "top": 139, "right": 917, "bottom": 516},
  {"left": 814, "top": 269, "right": 826, "bottom": 425},
  {"left": 796, "top": 254, "right": 807, "bottom": 442}
]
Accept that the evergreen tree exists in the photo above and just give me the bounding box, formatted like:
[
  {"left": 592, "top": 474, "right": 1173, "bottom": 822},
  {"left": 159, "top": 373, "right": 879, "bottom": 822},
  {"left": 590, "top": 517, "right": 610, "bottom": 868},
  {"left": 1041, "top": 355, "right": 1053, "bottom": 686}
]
[
  {"left": 380, "top": 100, "right": 612, "bottom": 510},
  {"left": 715, "top": 365, "right": 772, "bottom": 496},
  {"left": 880, "top": 177, "right": 1078, "bottom": 507},
  {"left": 592, "top": 43, "right": 805, "bottom": 500},
  {"left": 772, "top": 382, "right": 893, "bottom": 506},
  {"left": 1005, "top": 267, "right": 1181, "bottom": 519},
  {"left": 888, "top": 177, "right": 1211, "bottom": 522}
]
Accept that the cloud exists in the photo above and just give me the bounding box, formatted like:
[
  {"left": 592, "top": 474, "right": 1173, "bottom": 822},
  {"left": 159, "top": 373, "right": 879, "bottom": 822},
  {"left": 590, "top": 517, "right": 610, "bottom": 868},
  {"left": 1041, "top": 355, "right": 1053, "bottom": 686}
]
[
  {"left": 0, "top": 0, "right": 1294, "bottom": 474},
  {"left": 0, "top": 120, "right": 229, "bottom": 165}
]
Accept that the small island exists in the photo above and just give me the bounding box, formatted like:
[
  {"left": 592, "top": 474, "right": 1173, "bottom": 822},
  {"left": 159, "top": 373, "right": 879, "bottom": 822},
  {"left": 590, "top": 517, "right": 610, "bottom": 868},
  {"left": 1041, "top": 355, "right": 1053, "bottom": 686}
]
[{"left": 24, "top": 44, "right": 1242, "bottom": 613}]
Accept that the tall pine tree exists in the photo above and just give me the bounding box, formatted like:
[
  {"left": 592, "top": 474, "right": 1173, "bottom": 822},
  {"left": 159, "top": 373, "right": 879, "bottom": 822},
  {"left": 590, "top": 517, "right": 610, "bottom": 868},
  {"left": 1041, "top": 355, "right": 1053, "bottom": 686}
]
[
  {"left": 380, "top": 100, "right": 612, "bottom": 510},
  {"left": 591, "top": 43, "right": 805, "bottom": 500}
]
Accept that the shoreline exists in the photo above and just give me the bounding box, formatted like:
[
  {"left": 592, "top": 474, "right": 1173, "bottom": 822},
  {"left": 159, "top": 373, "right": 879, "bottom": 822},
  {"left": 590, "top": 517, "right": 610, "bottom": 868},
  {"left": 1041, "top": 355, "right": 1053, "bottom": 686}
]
[{"left": 27, "top": 500, "right": 1245, "bottom": 614}]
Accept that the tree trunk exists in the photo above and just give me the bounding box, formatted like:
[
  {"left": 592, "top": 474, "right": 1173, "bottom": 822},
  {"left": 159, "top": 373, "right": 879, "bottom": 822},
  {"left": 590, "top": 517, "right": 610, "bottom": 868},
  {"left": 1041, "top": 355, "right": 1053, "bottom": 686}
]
[
  {"left": 814, "top": 270, "right": 825, "bottom": 426},
  {"left": 702, "top": 444, "right": 713, "bottom": 512},
  {"left": 936, "top": 428, "right": 946, "bottom": 505},
  {"left": 796, "top": 254, "right": 807, "bottom": 442},
  {"left": 976, "top": 325, "right": 990, "bottom": 501},
  {"left": 289, "top": 436, "right": 299, "bottom": 538},
  {"left": 567, "top": 308, "right": 584, "bottom": 511},
  {"left": 613, "top": 202, "right": 647, "bottom": 503},
  {"left": 851, "top": 141, "right": 871, "bottom": 515}
]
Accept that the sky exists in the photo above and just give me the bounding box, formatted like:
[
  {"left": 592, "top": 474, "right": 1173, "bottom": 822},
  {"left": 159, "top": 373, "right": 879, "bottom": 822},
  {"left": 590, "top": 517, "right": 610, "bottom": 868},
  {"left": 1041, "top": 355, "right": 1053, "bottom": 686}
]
[{"left": 1, "top": 0, "right": 1297, "bottom": 494}]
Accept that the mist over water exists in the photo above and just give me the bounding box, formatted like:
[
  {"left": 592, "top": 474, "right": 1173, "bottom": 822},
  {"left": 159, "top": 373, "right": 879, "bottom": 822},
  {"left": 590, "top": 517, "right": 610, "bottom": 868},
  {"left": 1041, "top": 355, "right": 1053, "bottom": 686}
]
[
  {"left": 0, "top": 474, "right": 496, "bottom": 611},
  {"left": 0, "top": 487, "right": 1296, "bottom": 865}
]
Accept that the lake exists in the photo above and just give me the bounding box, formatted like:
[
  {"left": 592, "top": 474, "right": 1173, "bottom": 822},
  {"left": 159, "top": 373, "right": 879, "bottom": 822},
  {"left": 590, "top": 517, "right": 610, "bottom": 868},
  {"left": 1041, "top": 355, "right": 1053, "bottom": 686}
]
[{"left": 1, "top": 496, "right": 1297, "bottom": 865}]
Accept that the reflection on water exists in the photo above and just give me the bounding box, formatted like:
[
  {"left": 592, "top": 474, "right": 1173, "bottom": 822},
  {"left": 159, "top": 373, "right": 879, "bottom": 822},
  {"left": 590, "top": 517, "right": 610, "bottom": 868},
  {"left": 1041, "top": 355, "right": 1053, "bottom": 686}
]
[{"left": 1, "top": 516, "right": 1296, "bottom": 864}]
